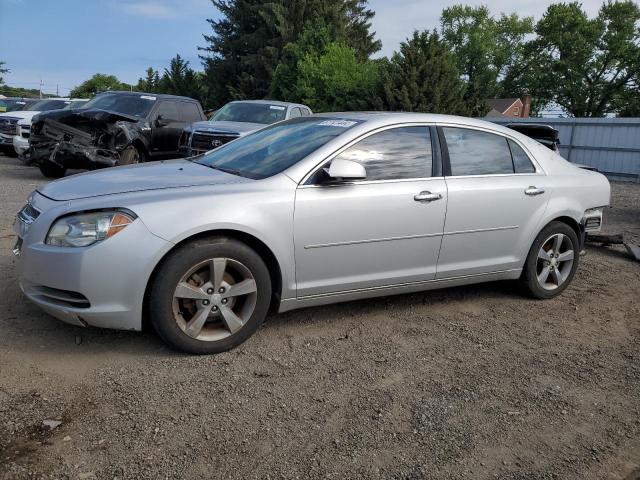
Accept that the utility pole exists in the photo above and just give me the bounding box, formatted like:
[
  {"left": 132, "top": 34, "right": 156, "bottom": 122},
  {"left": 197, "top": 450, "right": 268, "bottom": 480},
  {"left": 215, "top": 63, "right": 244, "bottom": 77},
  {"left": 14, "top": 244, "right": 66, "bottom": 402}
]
[
  {"left": 39, "top": 79, "right": 43, "bottom": 99},
  {"left": 56, "top": 84, "right": 59, "bottom": 97}
]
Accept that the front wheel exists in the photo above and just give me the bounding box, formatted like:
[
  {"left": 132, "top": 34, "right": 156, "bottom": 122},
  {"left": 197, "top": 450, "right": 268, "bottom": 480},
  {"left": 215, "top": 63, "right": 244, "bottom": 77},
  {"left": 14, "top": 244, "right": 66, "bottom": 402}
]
[
  {"left": 117, "top": 146, "right": 142, "bottom": 166},
  {"left": 39, "top": 161, "right": 67, "bottom": 178},
  {"left": 522, "top": 221, "right": 580, "bottom": 299},
  {"left": 149, "top": 238, "right": 272, "bottom": 354},
  {"left": 3, "top": 147, "right": 18, "bottom": 157}
]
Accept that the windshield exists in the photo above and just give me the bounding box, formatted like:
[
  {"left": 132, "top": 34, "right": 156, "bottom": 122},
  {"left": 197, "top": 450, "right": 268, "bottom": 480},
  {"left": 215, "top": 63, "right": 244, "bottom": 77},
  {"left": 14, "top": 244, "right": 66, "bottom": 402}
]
[
  {"left": 210, "top": 102, "right": 288, "bottom": 124},
  {"left": 195, "top": 117, "right": 360, "bottom": 179},
  {"left": 8, "top": 100, "right": 38, "bottom": 111},
  {"left": 82, "top": 93, "right": 156, "bottom": 118},
  {"left": 0, "top": 99, "right": 39, "bottom": 112},
  {"left": 64, "top": 100, "right": 89, "bottom": 110},
  {"left": 26, "top": 99, "right": 70, "bottom": 111}
]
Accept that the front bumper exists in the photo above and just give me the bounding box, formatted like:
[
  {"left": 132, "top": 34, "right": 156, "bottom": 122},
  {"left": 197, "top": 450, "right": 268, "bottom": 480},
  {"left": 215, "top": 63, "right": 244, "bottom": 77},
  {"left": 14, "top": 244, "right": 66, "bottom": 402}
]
[
  {"left": 0, "top": 133, "right": 14, "bottom": 147},
  {"left": 31, "top": 140, "right": 120, "bottom": 169},
  {"left": 13, "top": 135, "right": 29, "bottom": 155},
  {"left": 15, "top": 199, "right": 172, "bottom": 331}
]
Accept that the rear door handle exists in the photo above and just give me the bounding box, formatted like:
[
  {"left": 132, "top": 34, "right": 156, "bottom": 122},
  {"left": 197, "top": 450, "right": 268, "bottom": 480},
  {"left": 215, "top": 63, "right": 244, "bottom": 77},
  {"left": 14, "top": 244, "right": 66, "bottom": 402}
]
[
  {"left": 524, "top": 186, "right": 545, "bottom": 196},
  {"left": 414, "top": 191, "right": 442, "bottom": 202}
]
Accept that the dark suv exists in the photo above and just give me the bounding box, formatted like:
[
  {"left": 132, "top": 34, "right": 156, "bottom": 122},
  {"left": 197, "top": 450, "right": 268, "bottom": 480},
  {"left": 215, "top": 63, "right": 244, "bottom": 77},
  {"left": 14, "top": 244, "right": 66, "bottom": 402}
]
[{"left": 30, "top": 91, "right": 206, "bottom": 178}]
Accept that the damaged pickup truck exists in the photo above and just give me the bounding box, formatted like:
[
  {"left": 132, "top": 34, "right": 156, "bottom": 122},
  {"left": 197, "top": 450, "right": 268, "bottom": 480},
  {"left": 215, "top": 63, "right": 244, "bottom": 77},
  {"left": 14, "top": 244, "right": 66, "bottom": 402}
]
[{"left": 30, "top": 91, "right": 206, "bottom": 178}]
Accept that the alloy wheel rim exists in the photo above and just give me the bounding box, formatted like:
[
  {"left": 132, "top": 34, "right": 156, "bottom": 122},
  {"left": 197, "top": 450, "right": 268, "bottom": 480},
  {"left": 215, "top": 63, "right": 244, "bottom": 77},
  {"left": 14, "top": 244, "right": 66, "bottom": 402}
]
[
  {"left": 535, "top": 233, "right": 574, "bottom": 291},
  {"left": 172, "top": 257, "right": 257, "bottom": 341}
]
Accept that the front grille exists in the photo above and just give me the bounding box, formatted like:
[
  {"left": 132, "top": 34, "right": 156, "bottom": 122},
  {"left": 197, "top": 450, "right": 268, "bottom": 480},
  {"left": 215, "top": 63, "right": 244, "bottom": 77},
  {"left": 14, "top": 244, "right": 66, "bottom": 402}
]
[
  {"left": 14, "top": 203, "right": 41, "bottom": 239},
  {"left": 191, "top": 131, "right": 239, "bottom": 152},
  {"left": 0, "top": 118, "right": 18, "bottom": 135},
  {"left": 18, "top": 203, "right": 40, "bottom": 224},
  {"left": 31, "top": 285, "right": 91, "bottom": 309}
]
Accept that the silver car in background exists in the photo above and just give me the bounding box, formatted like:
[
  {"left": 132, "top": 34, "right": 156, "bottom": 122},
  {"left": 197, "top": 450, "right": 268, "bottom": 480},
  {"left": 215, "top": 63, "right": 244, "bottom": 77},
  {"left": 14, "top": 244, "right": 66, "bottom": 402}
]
[
  {"left": 178, "top": 99, "right": 312, "bottom": 156},
  {"left": 13, "top": 113, "right": 610, "bottom": 354}
]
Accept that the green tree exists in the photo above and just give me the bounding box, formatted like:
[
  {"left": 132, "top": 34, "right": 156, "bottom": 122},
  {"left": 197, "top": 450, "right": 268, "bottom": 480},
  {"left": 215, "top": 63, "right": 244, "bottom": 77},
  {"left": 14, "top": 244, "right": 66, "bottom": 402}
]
[
  {"left": 200, "top": 0, "right": 380, "bottom": 107},
  {"left": 291, "top": 42, "right": 379, "bottom": 111},
  {"left": 70, "top": 73, "right": 130, "bottom": 98},
  {"left": 0, "top": 85, "right": 42, "bottom": 98},
  {"left": 440, "top": 5, "right": 534, "bottom": 115},
  {"left": 0, "top": 61, "right": 8, "bottom": 85},
  {"left": 270, "top": 26, "right": 333, "bottom": 101},
  {"left": 264, "top": 0, "right": 380, "bottom": 60},
  {"left": 136, "top": 67, "right": 159, "bottom": 93},
  {"left": 618, "top": 87, "right": 640, "bottom": 116},
  {"left": 158, "top": 54, "right": 201, "bottom": 99},
  {"left": 522, "top": 1, "right": 640, "bottom": 117},
  {"left": 376, "top": 31, "right": 471, "bottom": 115}
]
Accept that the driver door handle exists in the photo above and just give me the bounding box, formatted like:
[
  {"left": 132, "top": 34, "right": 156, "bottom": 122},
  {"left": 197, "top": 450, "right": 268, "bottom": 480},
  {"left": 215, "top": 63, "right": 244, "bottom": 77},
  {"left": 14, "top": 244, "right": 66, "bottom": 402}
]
[
  {"left": 524, "top": 186, "right": 545, "bottom": 196},
  {"left": 414, "top": 191, "right": 442, "bottom": 202}
]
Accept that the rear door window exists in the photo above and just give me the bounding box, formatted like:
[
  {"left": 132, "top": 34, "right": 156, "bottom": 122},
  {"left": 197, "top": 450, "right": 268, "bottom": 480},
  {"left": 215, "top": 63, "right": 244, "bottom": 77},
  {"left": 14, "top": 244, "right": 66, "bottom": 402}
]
[
  {"left": 155, "top": 101, "right": 180, "bottom": 122},
  {"left": 289, "top": 107, "right": 302, "bottom": 118},
  {"left": 179, "top": 102, "right": 202, "bottom": 123},
  {"left": 443, "top": 127, "right": 514, "bottom": 176}
]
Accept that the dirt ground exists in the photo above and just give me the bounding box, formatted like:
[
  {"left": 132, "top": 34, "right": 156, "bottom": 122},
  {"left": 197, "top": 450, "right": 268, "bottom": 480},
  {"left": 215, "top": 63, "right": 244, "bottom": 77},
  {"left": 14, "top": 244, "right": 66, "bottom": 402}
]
[{"left": 0, "top": 154, "right": 639, "bottom": 480}]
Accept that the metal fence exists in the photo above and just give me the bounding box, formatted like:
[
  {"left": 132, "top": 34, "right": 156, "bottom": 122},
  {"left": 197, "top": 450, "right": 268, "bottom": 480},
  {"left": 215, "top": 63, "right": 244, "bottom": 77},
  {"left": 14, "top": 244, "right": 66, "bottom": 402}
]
[{"left": 489, "top": 117, "right": 640, "bottom": 182}]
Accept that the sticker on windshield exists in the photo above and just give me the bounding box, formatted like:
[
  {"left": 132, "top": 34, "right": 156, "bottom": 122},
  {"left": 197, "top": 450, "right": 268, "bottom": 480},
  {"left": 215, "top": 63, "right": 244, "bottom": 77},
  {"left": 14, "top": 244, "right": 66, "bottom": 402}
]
[
  {"left": 269, "top": 105, "right": 286, "bottom": 110},
  {"left": 317, "top": 120, "right": 357, "bottom": 128},
  {"left": 140, "top": 95, "right": 157, "bottom": 101}
]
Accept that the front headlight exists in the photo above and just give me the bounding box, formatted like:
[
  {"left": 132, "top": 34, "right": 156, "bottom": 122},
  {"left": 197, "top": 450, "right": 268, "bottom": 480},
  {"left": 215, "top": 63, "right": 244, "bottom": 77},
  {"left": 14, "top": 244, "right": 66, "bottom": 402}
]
[{"left": 46, "top": 210, "right": 135, "bottom": 247}]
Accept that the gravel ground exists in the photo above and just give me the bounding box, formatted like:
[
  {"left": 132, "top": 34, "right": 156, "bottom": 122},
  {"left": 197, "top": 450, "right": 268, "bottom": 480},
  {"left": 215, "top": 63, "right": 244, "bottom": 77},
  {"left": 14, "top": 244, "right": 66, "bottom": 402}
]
[{"left": 0, "top": 155, "right": 639, "bottom": 480}]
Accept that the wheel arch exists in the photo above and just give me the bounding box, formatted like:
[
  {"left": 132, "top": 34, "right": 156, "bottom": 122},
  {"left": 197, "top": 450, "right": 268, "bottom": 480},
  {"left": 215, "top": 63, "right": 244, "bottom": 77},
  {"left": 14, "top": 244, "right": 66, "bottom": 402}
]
[
  {"left": 129, "top": 138, "right": 149, "bottom": 161},
  {"left": 546, "top": 215, "right": 581, "bottom": 240},
  {"left": 142, "top": 228, "right": 283, "bottom": 330},
  {"left": 519, "top": 212, "right": 583, "bottom": 273}
]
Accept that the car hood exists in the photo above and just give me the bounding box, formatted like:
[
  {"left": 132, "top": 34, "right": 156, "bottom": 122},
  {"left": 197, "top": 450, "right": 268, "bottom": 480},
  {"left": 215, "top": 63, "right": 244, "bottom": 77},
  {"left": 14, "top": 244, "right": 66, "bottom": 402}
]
[
  {"left": 37, "top": 159, "right": 250, "bottom": 201},
  {"left": 189, "top": 120, "right": 265, "bottom": 135},
  {"left": 0, "top": 110, "right": 40, "bottom": 121}
]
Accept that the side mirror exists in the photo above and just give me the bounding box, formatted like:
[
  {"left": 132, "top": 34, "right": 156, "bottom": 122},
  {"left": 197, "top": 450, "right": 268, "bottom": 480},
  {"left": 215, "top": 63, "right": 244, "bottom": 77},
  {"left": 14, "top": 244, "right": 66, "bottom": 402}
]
[
  {"left": 155, "top": 115, "right": 168, "bottom": 127},
  {"left": 327, "top": 158, "right": 366, "bottom": 181}
]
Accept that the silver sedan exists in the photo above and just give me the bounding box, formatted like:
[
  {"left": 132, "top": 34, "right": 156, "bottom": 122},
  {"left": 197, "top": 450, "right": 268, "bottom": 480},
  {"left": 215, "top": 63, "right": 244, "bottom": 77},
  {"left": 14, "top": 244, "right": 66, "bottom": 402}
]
[{"left": 13, "top": 113, "right": 610, "bottom": 354}]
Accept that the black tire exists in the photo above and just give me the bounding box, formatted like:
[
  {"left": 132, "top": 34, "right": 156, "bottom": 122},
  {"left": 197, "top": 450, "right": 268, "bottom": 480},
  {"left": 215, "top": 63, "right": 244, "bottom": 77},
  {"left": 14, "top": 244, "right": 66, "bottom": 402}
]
[
  {"left": 117, "top": 146, "right": 142, "bottom": 166},
  {"left": 149, "top": 237, "right": 272, "bottom": 354},
  {"left": 3, "top": 147, "right": 18, "bottom": 157},
  {"left": 39, "top": 161, "right": 67, "bottom": 178},
  {"left": 521, "top": 221, "right": 580, "bottom": 299}
]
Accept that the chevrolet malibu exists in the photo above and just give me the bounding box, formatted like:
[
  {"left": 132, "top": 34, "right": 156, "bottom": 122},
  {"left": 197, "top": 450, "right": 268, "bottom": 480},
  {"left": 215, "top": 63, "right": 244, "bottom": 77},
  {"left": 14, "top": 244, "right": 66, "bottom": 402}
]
[{"left": 13, "top": 113, "right": 610, "bottom": 354}]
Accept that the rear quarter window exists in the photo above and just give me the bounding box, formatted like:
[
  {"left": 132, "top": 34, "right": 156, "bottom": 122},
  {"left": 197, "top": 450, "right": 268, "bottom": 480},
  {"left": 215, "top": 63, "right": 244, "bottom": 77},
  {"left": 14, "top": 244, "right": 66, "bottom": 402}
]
[{"left": 508, "top": 139, "right": 536, "bottom": 173}]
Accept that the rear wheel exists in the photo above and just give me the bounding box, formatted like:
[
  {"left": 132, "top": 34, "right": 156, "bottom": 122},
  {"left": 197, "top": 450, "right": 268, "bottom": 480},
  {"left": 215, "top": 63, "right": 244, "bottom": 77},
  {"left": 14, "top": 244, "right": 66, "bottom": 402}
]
[
  {"left": 38, "top": 161, "right": 66, "bottom": 178},
  {"left": 522, "top": 221, "right": 579, "bottom": 299},
  {"left": 149, "top": 238, "right": 272, "bottom": 354}
]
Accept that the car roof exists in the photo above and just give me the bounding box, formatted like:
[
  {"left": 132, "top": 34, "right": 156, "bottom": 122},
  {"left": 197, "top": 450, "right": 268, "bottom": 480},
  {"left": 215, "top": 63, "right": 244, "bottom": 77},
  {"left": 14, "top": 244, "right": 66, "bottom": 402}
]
[
  {"left": 96, "top": 91, "right": 198, "bottom": 102},
  {"left": 228, "top": 99, "right": 310, "bottom": 109},
  {"left": 315, "top": 111, "right": 531, "bottom": 136}
]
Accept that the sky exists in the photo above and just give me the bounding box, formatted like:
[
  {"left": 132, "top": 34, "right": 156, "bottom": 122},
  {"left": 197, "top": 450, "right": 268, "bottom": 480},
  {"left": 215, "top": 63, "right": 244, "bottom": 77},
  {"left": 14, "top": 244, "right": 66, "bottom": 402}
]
[{"left": 0, "top": 0, "right": 604, "bottom": 97}]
